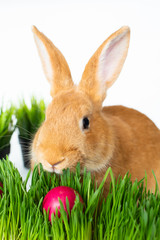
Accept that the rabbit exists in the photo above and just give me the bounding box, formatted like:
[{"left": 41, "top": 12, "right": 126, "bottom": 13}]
[{"left": 31, "top": 26, "right": 160, "bottom": 195}]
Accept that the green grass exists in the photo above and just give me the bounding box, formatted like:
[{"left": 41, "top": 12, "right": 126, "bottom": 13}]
[
  {"left": 15, "top": 97, "right": 46, "bottom": 140},
  {"left": 0, "top": 158, "right": 160, "bottom": 240},
  {"left": 0, "top": 106, "right": 15, "bottom": 151}
]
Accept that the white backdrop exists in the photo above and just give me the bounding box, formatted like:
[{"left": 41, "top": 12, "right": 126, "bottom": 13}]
[{"left": 0, "top": 0, "right": 160, "bottom": 184}]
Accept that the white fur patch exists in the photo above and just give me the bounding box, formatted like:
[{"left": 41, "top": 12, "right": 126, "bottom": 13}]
[
  {"left": 34, "top": 34, "right": 53, "bottom": 83},
  {"left": 79, "top": 119, "right": 83, "bottom": 132},
  {"left": 53, "top": 168, "right": 63, "bottom": 174},
  {"left": 42, "top": 164, "right": 54, "bottom": 173}
]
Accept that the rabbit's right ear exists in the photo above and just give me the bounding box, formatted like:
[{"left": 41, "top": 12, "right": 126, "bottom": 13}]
[
  {"left": 79, "top": 26, "right": 130, "bottom": 107},
  {"left": 32, "top": 26, "right": 74, "bottom": 97}
]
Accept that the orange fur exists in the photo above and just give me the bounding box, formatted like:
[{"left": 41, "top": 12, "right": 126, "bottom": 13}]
[
  {"left": 32, "top": 26, "right": 73, "bottom": 97},
  {"left": 31, "top": 26, "right": 160, "bottom": 194}
]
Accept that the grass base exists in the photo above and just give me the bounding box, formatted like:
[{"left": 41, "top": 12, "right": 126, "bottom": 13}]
[{"left": 0, "top": 157, "right": 160, "bottom": 239}]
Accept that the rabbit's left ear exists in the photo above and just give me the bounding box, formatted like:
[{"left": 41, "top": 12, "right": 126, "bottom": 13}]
[
  {"left": 32, "top": 26, "right": 74, "bottom": 97},
  {"left": 79, "top": 26, "right": 130, "bottom": 106}
]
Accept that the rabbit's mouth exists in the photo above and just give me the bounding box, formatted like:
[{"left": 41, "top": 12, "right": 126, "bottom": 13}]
[
  {"left": 41, "top": 158, "right": 65, "bottom": 174},
  {"left": 52, "top": 159, "right": 65, "bottom": 174},
  {"left": 41, "top": 161, "right": 63, "bottom": 174}
]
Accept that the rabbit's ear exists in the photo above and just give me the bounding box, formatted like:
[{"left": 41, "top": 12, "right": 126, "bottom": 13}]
[
  {"left": 32, "top": 26, "right": 74, "bottom": 97},
  {"left": 79, "top": 26, "right": 130, "bottom": 106}
]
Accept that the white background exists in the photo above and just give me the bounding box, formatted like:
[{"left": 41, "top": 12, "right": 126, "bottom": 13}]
[{"left": 0, "top": 0, "right": 160, "bottom": 185}]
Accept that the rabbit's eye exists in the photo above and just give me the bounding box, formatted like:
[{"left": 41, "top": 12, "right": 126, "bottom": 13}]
[{"left": 83, "top": 117, "right": 90, "bottom": 130}]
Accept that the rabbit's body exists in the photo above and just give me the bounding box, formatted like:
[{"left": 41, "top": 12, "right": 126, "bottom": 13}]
[
  {"left": 95, "top": 105, "right": 160, "bottom": 191},
  {"left": 31, "top": 26, "right": 160, "bottom": 194}
]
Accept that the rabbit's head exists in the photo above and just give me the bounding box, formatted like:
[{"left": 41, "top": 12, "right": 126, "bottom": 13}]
[{"left": 31, "top": 26, "right": 130, "bottom": 174}]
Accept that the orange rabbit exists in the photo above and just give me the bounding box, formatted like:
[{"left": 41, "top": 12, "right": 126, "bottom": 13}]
[{"left": 31, "top": 26, "right": 160, "bottom": 194}]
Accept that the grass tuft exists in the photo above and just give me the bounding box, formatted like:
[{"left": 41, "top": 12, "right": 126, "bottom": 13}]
[
  {"left": 0, "top": 106, "right": 15, "bottom": 151},
  {"left": 15, "top": 97, "right": 46, "bottom": 140}
]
